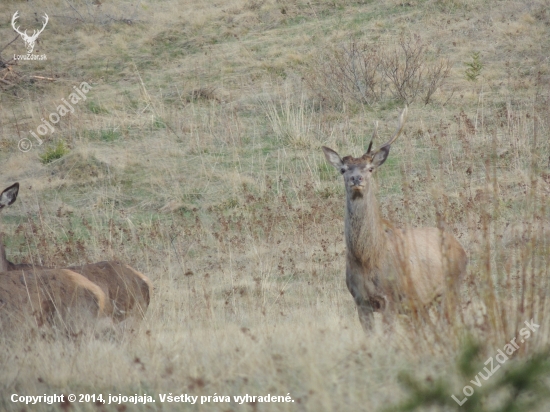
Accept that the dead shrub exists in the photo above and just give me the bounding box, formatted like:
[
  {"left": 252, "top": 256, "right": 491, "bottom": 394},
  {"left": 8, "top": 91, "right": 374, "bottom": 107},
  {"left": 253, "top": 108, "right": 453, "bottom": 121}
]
[
  {"left": 304, "top": 34, "right": 452, "bottom": 107},
  {"left": 304, "top": 39, "right": 382, "bottom": 106},
  {"left": 381, "top": 34, "right": 452, "bottom": 105}
]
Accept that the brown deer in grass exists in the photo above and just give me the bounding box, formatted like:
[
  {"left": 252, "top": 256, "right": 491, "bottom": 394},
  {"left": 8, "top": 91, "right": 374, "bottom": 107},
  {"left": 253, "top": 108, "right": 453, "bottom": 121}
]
[
  {"left": 322, "top": 107, "right": 467, "bottom": 330},
  {"left": 1, "top": 183, "right": 152, "bottom": 324},
  {"left": 1, "top": 183, "right": 108, "bottom": 326}
]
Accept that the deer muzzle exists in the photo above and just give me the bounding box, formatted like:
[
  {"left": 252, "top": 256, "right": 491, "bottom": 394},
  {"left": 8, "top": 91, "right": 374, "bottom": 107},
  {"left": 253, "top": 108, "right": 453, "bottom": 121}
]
[{"left": 349, "top": 175, "right": 365, "bottom": 190}]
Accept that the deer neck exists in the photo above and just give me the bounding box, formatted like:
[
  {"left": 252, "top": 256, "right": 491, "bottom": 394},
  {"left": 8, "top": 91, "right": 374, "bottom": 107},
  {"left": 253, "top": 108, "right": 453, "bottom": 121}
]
[
  {"left": 0, "top": 233, "right": 7, "bottom": 273},
  {"left": 344, "top": 184, "right": 384, "bottom": 267}
]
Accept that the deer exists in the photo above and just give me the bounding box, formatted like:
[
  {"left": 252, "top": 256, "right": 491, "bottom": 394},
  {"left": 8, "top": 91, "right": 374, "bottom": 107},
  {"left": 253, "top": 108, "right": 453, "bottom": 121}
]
[
  {"left": 322, "top": 107, "right": 467, "bottom": 331},
  {"left": 1, "top": 183, "right": 108, "bottom": 327},
  {"left": 1, "top": 183, "right": 152, "bottom": 323},
  {"left": 11, "top": 11, "right": 49, "bottom": 54}
]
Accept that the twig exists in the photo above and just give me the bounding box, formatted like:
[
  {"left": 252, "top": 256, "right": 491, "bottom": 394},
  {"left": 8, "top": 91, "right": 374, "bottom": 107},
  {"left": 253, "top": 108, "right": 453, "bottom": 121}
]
[
  {"left": 105, "top": 15, "right": 141, "bottom": 25},
  {"left": 29, "top": 75, "right": 56, "bottom": 81},
  {"left": 1, "top": 58, "right": 16, "bottom": 68},
  {"left": 64, "top": 0, "right": 85, "bottom": 22},
  {"left": 0, "top": 35, "right": 20, "bottom": 56}
]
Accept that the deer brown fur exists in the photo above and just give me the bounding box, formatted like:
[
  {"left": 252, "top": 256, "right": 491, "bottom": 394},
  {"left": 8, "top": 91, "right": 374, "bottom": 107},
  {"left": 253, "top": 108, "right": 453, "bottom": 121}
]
[
  {"left": 7, "top": 260, "right": 151, "bottom": 320},
  {"left": 0, "top": 267, "right": 108, "bottom": 327},
  {"left": 1, "top": 183, "right": 151, "bottom": 325},
  {"left": 67, "top": 261, "right": 151, "bottom": 320},
  {"left": 322, "top": 107, "right": 467, "bottom": 330}
]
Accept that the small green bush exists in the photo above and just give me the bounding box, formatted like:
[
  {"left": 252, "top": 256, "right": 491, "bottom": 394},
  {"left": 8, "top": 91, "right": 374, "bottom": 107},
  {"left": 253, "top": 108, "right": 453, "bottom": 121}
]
[
  {"left": 388, "top": 339, "right": 550, "bottom": 412},
  {"left": 39, "top": 141, "right": 69, "bottom": 164},
  {"left": 86, "top": 100, "right": 109, "bottom": 114},
  {"left": 465, "top": 52, "right": 483, "bottom": 82}
]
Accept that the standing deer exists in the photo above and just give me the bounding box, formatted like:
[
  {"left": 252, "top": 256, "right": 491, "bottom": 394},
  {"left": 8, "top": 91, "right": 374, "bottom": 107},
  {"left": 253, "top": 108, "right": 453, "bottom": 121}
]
[
  {"left": 322, "top": 107, "right": 467, "bottom": 330},
  {"left": 1, "top": 183, "right": 151, "bottom": 324}
]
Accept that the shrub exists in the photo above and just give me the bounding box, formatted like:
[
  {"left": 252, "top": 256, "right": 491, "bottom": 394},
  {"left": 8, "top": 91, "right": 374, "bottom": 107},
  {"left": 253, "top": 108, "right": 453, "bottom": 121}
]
[
  {"left": 304, "top": 34, "right": 452, "bottom": 107},
  {"left": 305, "top": 39, "right": 382, "bottom": 106},
  {"left": 382, "top": 34, "right": 452, "bottom": 105},
  {"left": 388, "top": 340, "right": 550, "bottom": 412},
  {"left": 39, "top": 141, "right": 69, "bottom": 164},
  {"left": 464, "top": 51, "right": 483, "bottom": 82}
]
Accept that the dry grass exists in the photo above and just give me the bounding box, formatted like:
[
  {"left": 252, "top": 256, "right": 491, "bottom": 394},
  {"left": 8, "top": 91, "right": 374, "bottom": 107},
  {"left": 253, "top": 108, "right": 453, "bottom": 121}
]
[{"left": 1, "top": 0, "right": 550, "bottom": 410}]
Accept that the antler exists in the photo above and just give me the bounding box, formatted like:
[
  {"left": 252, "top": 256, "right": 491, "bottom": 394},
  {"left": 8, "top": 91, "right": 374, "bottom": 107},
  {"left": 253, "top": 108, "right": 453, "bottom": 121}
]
[
  {"left": 365, "top": 106, "right": 408, "bottom": 155},
  {"left": 365, "top": 121, "right": 378, "bottom": 155},
  {"left": 11, "top": 11, "right": 25, "bottom": 36},
  {"left": 381, "top": 106, "right": 408, "bottom": 148},
  {"left": 32, "top": 13, "right": 49, "bottom": 39},
  {"left": 11, "top": 12, "right": 48, "bottom": 40}
]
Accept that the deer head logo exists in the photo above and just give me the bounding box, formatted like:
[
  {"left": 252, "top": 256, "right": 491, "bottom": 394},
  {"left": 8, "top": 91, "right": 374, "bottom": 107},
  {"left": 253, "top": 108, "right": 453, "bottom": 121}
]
[{"left": 11, "top": 11, "right": 49, "bottom": 54}]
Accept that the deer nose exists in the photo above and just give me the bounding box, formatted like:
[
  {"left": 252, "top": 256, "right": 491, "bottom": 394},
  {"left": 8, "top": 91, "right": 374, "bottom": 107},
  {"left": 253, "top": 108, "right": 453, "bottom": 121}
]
[{"left": 351, "top": 175, "right": 363, "bottom": 185}]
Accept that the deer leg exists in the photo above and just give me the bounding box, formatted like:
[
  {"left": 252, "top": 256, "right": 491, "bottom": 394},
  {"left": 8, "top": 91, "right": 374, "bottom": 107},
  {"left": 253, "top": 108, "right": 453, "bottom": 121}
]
[
  {"left": 357, "top": 302, "right": 375, "bottom": 331},
  {"left": 372, "top": 295, "right": 396, "bottom": 326},
  {"left": 349, "top": 286, "right": 385, "bottom": 331},
  {"left": 345, "top": 274, "right": 372, "bottom": 330}
]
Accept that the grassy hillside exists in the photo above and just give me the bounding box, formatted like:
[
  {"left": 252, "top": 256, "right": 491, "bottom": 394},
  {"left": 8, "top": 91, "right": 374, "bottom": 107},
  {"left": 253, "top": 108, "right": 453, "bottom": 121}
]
[{"left": 1, "top": 0, "right": 549, "bottom": 411}]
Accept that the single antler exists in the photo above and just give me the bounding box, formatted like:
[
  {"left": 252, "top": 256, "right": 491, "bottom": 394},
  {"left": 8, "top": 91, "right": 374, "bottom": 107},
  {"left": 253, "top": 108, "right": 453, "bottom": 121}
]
[
  {"left": 11, "top": 11, "right": 25, "bottom": 36},
  {"left": 365, "top": 106, "right": 408, "bottom": 156},
  {"left": 32, "top": 13, "right": 49, "bottom": 40},
  {"left": 365, "top": 121, "right": 378, "bottom": 155}
]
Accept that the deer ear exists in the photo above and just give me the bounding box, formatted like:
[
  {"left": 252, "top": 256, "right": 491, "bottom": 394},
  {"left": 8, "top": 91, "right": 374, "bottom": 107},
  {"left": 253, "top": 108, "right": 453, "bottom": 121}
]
[
  {"left": 0, "top": 183, "right": 19, "bottom": 209},
  {"left": 372, "top": 145, "right": 390, "bottom": 168},
  {"left": 322, "top": 146, "right": 344, "bottom": 169}
]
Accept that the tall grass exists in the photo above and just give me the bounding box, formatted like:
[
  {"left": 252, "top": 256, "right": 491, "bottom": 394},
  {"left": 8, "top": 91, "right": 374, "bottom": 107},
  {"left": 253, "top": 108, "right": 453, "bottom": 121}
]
[
  {"left": 262, "top": 88, "right": 319, "bottom": 148},
  {"left": 1, "top": 0, "right": 550, "bottom": 410}
]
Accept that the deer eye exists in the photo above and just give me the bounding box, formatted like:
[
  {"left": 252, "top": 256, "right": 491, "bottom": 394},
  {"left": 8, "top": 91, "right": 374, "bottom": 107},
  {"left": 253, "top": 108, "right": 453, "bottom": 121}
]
[
  {"left": 340, "top": 168, "right": 346, "bottom": 174},
  {"left": 368, "top": 167, "right": 374, "bottom": 173}
]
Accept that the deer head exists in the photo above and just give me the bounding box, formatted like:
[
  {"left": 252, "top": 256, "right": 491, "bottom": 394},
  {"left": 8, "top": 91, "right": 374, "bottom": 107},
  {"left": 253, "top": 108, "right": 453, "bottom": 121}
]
[
  {"left": 322, "top": 107, "right": 408, "bottom": 198},
  {"left": 1, "top": 183, "right": 19, "bottom": 272},
  {"left": 12, "top": 11, "right": 49, "bottom": 54},
  {"left": 0, "top": 183, "right": 19, "bottom": 212}
]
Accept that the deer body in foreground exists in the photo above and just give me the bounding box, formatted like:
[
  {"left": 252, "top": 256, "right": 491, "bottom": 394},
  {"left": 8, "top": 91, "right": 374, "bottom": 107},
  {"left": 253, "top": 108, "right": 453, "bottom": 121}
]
[
  {"left": 322, "top": 107, "right": 467, "bottom": 330},
  {"left": 1, "top": 183, "right": 151, "bottom": 325},
  {"left": 0, "top": 267, "right": 108, "bottom": 327},
  {"left": 1, "top": 183, "right": 108, "bottom": 326},
  {"left": 66, "top": 261, "right": 151, "bottom": 320},
  {"left": 8, "top": 260, "right": 152, "bottom": 321}
]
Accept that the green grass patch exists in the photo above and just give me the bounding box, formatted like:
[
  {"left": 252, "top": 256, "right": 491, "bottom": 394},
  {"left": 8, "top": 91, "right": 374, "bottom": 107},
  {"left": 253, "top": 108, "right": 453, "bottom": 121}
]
[
  {"left": 318, "top": 161, "right": 335, "bottom": 181},
  {"left": 39, "top": 141, "right": 69, "bottom": 164},
  {"left": 85, "top": 129, "right": 122, "bottom": 142},
  {"left": 153, "top": 117, "right": 167, "bottom": 129},
  {"left": 86, "top": 100, "right": 109, "bottom": 114}
]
